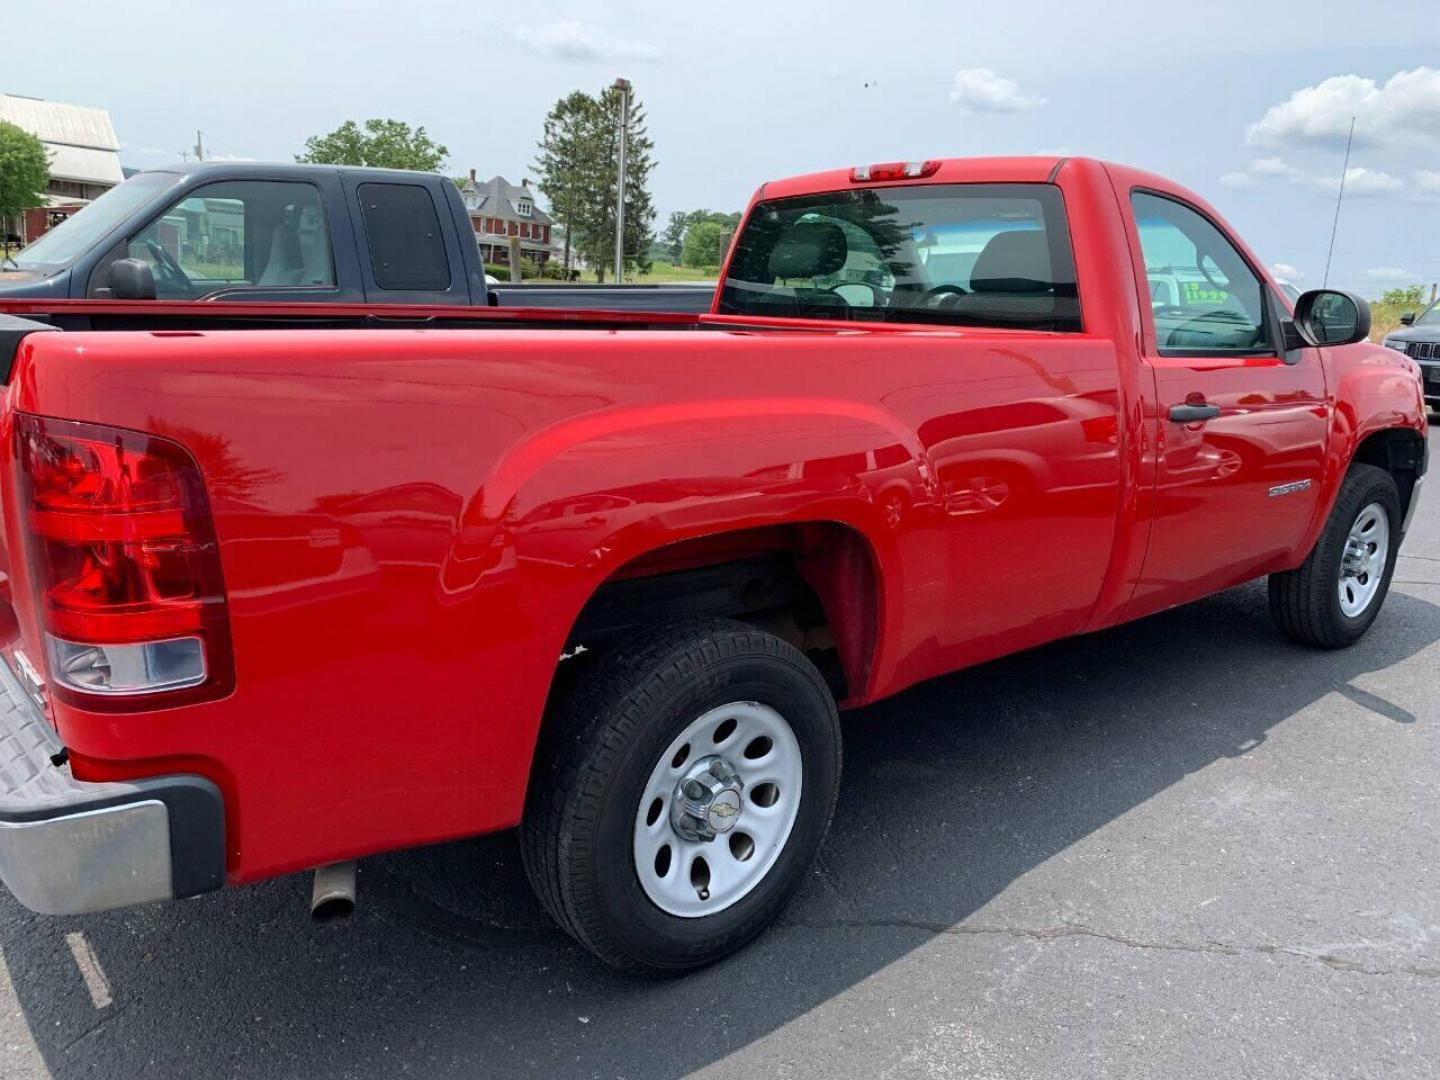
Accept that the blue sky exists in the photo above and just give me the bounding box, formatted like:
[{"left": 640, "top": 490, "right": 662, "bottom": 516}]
[{"left": 7, "top": 0, "right": 1439, "bottom": 297}]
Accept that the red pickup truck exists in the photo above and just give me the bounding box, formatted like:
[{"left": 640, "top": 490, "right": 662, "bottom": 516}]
[{"left": 0, "top": 156, "right": 1425, "bottom": 973}]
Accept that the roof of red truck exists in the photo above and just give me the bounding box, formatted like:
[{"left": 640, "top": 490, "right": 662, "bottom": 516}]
[{"left": 757, "top": 156, "right": 1069, "bottom": 201}]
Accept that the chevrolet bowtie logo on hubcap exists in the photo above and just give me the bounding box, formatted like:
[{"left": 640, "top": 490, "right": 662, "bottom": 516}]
[
  {"left": 671, "top": 756, "right": 745, "bottom": 842},
  {"left": 705, "top": 790, "right": 742, "bottom": 833}
]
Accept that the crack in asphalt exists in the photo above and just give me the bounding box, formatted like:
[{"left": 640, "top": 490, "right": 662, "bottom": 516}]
[
  {"left": 777, "top": 917, "right": 1440, "bottom": 979},
  {"left": 57, "top": 1002, "right": 126, "bottom": 1056}
]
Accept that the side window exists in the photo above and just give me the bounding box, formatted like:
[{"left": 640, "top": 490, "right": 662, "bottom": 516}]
[
  {"left": 1131, "top": 192, "right": 1270, "bottom": 355},
  {"left": 128, "top": 181, "right": 333, "bottom": 298},
  {"left": 357, "top": 183, "right": 451, "bottom": 291}
]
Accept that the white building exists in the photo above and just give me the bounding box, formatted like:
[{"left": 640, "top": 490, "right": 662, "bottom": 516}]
[{"left": 0, "top": 93, "right": 124, "bottom": 242}]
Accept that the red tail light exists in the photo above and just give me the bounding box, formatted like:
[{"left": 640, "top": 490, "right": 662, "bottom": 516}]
[{"left": 14, "top": 415, "right": 233, "bottom": 709}]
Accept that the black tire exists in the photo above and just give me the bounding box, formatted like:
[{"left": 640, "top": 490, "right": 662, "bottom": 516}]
[
  {"left": 1269, "top": 463, "right": 1401, "bottom": 648},
  {"left": 520, "top": 619, "right": 842, "bottom": 973}
]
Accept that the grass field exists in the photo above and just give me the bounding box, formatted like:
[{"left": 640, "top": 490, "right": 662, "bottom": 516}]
[
  {"left": 634, "top": 262, "right": 720, "bottom": 284},
  {"left": 1369, "top": 295, "right": 1435, "bottom": 340}
]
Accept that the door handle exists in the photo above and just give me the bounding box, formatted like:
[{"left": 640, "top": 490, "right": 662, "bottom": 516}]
[{"left": 1168, "top": 403, "right": 1221, "bottom": 423}]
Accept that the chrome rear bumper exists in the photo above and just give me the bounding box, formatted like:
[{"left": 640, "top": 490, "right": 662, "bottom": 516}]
[{"left": 0, "top": 659, "right": 224, "bottom": 915}]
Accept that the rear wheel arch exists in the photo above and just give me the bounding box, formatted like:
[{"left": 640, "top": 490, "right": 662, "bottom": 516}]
[{"left": 555, "top": 521, "right": 886, "bottom": 706}]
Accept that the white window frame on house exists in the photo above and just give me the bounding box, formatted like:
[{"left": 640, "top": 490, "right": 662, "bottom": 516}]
[{"left": 516, "top": 199, "right": 532, "bottom": 217}]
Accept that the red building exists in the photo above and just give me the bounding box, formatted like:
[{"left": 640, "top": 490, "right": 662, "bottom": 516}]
[{"left": 458, "top": 170, "right": 555, "bottom": 266}]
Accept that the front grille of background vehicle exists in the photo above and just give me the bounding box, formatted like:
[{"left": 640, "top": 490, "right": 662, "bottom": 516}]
[{"left": 1406, "top": 341, "right": 1437, "bottom": 360}]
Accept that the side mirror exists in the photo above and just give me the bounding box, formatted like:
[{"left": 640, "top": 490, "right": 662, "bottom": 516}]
[
  {"left": 1291, "top": 288, "right": 1370, "bottom": 347},
  {"left": 109, "top": 258, "right": 157, "bottom": 301},
  {"left": 1400, "top": 312, "right": 1416, "bottom": 326}
]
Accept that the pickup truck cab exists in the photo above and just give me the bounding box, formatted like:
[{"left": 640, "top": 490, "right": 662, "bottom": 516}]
[
  {"left": 0, "top": 156, "right": 1425, "bottom": 973},
  {"left": 0, "top": 161, "right": 713, "bottom": 313},
  {"left": 0, "top": 162, "right": 490, "bottom": 304}
]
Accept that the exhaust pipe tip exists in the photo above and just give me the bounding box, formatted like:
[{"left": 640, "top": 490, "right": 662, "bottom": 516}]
[{"left": 310, "top": 861, "right": 357, "bottom": 923}]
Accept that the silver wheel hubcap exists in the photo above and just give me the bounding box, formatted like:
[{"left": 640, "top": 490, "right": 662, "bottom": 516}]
[
  {"left": 633, "top": 701, "right": 803, "bottom": 918},
  {"left": 1338, "top": 502, "right": 1389, "bottom": 618}
]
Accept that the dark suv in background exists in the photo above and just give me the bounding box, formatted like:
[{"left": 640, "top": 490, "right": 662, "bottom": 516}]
[{"left": 1384, "top": 299, "right": 1440, "bottom": 412}]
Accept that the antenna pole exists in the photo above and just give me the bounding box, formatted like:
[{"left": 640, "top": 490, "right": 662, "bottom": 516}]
[{"left": 1322, "top": 116, "right": 1355, "bottom": 288}]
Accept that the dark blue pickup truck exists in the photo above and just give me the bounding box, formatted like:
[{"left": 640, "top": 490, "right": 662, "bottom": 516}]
[{"left": 0, "top": 162, "right": 710, "bottom": 313}]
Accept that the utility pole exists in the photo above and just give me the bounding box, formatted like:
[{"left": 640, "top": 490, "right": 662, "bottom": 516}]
[
  {"left": 193, "top": 130, "right": 206, "bottom": 162},
  {"left": 612, "top": 78, "right": 631, "bottom": 284},
  {"left": 1322, "top": 115, "right": 1355, "bottom": 288}
]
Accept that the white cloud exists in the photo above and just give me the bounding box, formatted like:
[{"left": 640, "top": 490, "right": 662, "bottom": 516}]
[
  {"left": 1246, "top": 66, "right": 1440, "bottom": 149},
  {"left": 513, "top": 20, "right": 661, "bottom": 62},
  {"left": 1227, "top": 157, "right": 1404, "bottom": 198},
  {"left": 1366, "top": 267, "right": 1416, "bottom": 283},
  {"left": 1308, "top": 166, "right": 1404, "bottom": 196},
  {"left": 1270, "top": 262, "right": 1304, "bottom": 281},
  {"left": 1416, "top": 170, "right": 1440, "bottom": 194},
  {"left": 948, "top": 68, "right": 1045, "bottom": 113},
  {"left": 1250, "top": 157, "right": 1299, "bottom": 178}
]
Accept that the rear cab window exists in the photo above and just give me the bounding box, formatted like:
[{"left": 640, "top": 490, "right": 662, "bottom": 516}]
[
  {"left": 357, "top": 182, "right": 452, "bottom": 291},
  {"left": 719, "top": 183, "right": 1081, "bottom": 331}
]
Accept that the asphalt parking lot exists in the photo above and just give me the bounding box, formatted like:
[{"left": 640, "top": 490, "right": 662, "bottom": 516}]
[{"left": 3, "top": 487, "right": 1438, "bottom": 1079}]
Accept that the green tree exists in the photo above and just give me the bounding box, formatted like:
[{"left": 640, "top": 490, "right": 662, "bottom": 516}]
[
  {"left": 533, "top": 84, "right": 656, "bottom": 282},
  {"left": 1381, "top": 285, "right": 1425, "bottom": 308},
  {"left": 297, "top": 119, "right": 448, "bottom": 171},
  {"left": 661, "top": 210, "right": 690, "bottom": 263},
  {"left": 533, "top": 91, "right": 603, "bottom": 276},
  {"left": 681, "top": 220, "right": 726, "bottom": 268},
  {"left": 660, "top": 209, "right": 743, "bottom": 265},
  {"left": 0, "top": 120, "right": 50, "bottom": 223}
]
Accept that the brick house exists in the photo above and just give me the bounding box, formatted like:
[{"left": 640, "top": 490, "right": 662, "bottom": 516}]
[
  {"left": 458, "top": 170, "right": 555, "bottom": 266},
  {"left": 0, "top": 93, "right": 124, "bottom": 244}
]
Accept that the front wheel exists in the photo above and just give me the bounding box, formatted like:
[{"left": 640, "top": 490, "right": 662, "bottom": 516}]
[
  {"left": 1269, "top": 463, "right": 1401, "bottom": 648},
  {"left": 521, "top": 620, "right": 841, "bottom": 973}
]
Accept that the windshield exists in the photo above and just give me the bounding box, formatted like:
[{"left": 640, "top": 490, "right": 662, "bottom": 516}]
[
  {"left": 1418, "top": 301, "right": 1440, "bottom": 327},
  {"left": 11, "top": 172, "right": 181, "bottom": 270},
  {"left": 718, "top": 183, "right": 1080, "bottom": 331}
]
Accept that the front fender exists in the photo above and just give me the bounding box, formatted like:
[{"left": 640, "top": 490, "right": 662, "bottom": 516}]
[{"left": 1303, "top": 341, "right": 1426, "bottom": 554}]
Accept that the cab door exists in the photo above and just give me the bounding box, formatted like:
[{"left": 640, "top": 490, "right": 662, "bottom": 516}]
[{"left": 1122, "top": 189, "right": 1329, "bottom": 619}]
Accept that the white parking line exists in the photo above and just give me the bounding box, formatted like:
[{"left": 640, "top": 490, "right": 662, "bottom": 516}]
[{"left": 63, "top": 933, "right": 112, "bottom": 1010}]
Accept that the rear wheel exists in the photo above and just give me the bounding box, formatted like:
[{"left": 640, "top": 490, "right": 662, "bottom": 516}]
[
  {"left": 1269, "top": 463, "right": 1401, "bottom": 648},
  {"left": 521, "top": 619, "right": 841, "bottom": 973}
]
